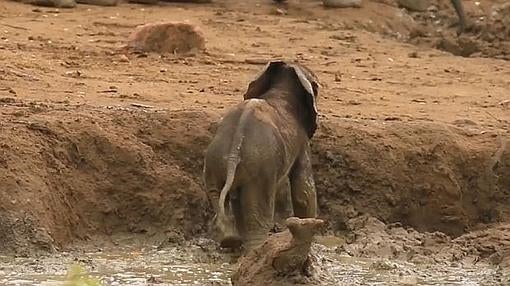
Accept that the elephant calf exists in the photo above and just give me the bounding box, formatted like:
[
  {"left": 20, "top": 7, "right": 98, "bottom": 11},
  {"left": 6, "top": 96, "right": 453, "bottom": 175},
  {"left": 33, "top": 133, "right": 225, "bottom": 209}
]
[{"left": 203, "top": 61, "right": 320, "bottom": 251}]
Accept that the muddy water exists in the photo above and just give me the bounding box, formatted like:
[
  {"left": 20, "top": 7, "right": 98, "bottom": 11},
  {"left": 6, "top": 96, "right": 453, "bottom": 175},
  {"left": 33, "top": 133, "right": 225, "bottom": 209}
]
[{"left": 0, "top": 238, "right": 505, "bottom": 286}]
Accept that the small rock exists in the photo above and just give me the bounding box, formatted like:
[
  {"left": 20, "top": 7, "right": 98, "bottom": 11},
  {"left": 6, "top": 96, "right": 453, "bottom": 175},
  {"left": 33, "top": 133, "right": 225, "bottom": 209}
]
[
  {"left": 118, "top": 54, "right": 130, "bottom": 63},
  {"left": 397, "top": 0, "right": 429, "bottom": 11},
  {"left": 323, "top": 0, "right": 362, "bottom": 8},
  {"left": 127, "top": 22, "right": 206, "bottom": 54},
  {"left": 498, "top": 99, "right": 510, "bottom": 108},
  {"left": 65, "top": 70, "right": 82, "bottom": 78},
  {"left": 427, "top": 5, "right": 438, "bottom": 12},
  {"left": 370, "top": 259, "right": 398, "bottom": 271},
  {"left": 408, "top": 51, "right": 419, "bottom": 58},
  {"left": 273, "top": 8, "right": 286, "bottom": 15}
]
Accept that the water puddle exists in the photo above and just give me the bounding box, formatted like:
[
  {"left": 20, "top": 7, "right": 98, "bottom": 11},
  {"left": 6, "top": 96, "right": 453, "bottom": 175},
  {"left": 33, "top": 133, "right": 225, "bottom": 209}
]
[{"left": 0, "top": 239, "right": 505, "bottom": 286}]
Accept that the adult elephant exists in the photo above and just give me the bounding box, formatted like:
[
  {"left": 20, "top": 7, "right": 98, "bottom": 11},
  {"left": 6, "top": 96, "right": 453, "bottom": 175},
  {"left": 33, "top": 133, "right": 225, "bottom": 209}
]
[
  {"left": 203, "top": 61, "right": 320, "bottom": 251},
  {"left": 450, "top": 0, "right": 467, "bottom": 35}
]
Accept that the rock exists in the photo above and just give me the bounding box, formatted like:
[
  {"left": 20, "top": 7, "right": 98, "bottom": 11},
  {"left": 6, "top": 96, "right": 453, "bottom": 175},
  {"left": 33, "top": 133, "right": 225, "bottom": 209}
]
[
  {"left": 76, "top": 0, "right": 119, "bottom": 5},
  {"left": 369, "top": 259, "right": 398, "bottom": 271},
  {"left": 231, "top": 217, "right": 325, "bottom": 285},
  {"left": 397, "top": 0, "right": 429, "bottom": 12},
  {"left": 498, "top": 99, "right": 510, "bottom": 108},
  {"left": 127, "top": 22, "right": 206, "bottom": 54},
  {"left": 408, "top": 51, "right": 419, "bottom": 58},
  {"left": 24, "top": 0, "right": 76, "bottom": 8},
  {"left": 118, "top": 54, "right": 130, "bottom": 63},
  {"left": 323, "top": 0, "right": 362, "bottom": 8},
  {"left": 273, "top": 8, "right": 287, "bottom": 15}
]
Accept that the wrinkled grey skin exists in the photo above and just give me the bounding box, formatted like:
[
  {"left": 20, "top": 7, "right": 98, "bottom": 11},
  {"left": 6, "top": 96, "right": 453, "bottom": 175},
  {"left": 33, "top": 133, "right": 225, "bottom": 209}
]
[{"left": 203, "top": 61, "right": 320, "bottom": 251}]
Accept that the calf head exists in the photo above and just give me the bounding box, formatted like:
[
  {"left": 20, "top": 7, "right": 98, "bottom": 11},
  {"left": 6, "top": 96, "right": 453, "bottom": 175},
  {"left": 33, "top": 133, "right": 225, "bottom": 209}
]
[{"left": 243, "top": 60, "right": 320, "bottom": 138}]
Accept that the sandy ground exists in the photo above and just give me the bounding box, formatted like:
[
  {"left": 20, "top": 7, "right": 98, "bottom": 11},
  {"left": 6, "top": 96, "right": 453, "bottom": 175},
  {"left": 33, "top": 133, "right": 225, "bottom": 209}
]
[{"left": 0, "top": 0, "right": 509, "bottom": 284}]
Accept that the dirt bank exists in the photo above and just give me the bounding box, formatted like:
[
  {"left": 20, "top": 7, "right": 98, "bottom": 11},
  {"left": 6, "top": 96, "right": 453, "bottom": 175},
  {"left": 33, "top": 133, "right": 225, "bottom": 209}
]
[
  {"left": 314, "top": 117, "right": 510, "bottom": 236},
  {"left": 0, "top": 101, "right": 214, "bottom": 255},
  {"left": 0, "top": 100, "right": 508, "bottom": 255}
]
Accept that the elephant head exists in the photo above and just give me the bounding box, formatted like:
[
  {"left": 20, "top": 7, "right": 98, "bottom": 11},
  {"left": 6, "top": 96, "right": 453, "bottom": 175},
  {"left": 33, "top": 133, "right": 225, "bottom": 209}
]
[{"left": 243, "top": 61, "right": 320, "bottom": 138}]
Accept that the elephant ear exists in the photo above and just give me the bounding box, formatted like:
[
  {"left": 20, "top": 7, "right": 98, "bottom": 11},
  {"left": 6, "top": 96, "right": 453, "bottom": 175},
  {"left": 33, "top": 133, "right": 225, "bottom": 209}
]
[
  {"left": 290, "top": 64, "right": 320, "bottom": 138},
  {"left": 243, "top": 61, "right": 320, "bottom": 138},
  {"left": 243, "top": 61, "right": 286, "bottom": 100}
]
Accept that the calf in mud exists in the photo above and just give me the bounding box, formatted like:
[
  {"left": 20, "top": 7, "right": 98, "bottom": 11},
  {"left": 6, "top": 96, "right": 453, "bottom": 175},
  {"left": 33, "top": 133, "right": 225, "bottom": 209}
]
[{"left": 203, "top": 61, "right": 321, "bottom": 251}]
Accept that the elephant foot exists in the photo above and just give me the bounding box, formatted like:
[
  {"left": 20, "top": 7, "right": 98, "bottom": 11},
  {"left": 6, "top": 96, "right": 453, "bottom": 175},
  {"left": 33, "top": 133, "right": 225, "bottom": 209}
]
[
  {"left": 76, "top": 0, "right": 119, "bottom": 6},
  {"left": 215, "top": 214, "right": 242, "bottom": 249},
  {"left": 220, "top": 234, "right": 242, "bottom": 249},
  {"left": 25, "top": 0, "right": 76, "bottom": 8}
]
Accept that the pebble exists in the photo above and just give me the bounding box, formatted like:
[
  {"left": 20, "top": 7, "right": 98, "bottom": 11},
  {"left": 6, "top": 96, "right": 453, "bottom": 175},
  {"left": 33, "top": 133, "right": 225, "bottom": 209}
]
[{"left": 118, "top": 54, "right": 130, "bottom": 63}]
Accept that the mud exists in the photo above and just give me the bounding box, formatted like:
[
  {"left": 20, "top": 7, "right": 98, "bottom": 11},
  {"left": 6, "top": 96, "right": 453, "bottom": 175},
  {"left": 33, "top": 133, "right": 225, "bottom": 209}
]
[
  {"left": 406, "top": 0, "right": 510, "bottom": 59},
  {"left": 0, "top": 100, "right": 508, "bottom": 254},
  {"left": 314, "top": 118, "right": 510, "bottom": 237},
  {"left": 0, "top": 234, "right": 505, "bottom": 285},
  {"left": 0, "top": 0, "right": 509, "bottom": 284}
]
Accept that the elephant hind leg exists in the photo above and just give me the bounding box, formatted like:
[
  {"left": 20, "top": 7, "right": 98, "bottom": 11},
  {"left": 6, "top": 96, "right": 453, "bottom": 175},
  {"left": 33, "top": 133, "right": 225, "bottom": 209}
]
[
  {"left": 237, "top": 182, "right": 277, "bottom": 251},
  {"left": 207, "top": 184, "right": 242, "bottom": 248},
  {"left": 289, "top": 148, "right": 317, "bottom": 218},
  {"left": 218, "top": 188, "right": 242, "bottom": 248},
  {"left": 274, "top": 178, "right": 293, "bottom": 226}
]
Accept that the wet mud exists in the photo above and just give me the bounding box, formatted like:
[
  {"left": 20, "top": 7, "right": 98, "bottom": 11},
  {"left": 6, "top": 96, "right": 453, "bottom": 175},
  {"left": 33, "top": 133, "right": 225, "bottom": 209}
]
[
  {"left": 0, "top": 101, "right": 508, "bottom": 284},
  {"left": 0, "top": 0, "right": 509, "bottom": 284}
]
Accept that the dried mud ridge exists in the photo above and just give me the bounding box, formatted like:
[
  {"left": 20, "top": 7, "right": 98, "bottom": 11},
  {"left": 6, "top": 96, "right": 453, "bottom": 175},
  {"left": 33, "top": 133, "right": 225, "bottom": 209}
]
[
  {"left": 405, "top": 0, "right": 510, "bottom": 60},
  {"left": 0, "top": 99, "right": 508, "bottom": 259}
]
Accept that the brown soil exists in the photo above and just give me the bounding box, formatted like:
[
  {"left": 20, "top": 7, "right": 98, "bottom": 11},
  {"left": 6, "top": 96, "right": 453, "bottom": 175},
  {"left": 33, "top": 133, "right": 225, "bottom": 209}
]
[{"left": 0, "top": 0, "right": 509, "bottom": 256}]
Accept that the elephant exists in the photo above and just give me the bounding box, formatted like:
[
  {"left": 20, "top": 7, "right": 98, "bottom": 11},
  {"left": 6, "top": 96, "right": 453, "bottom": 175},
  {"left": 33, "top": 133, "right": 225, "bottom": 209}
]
[
  {"left": 17, "top": 0, "right": 119, "bottom": 8},
  {"left": 203, "top": 60, "right": 320, "bottom": 251},
  {"left": 450, "top": 0, "right": 467, "bottom": 35}
]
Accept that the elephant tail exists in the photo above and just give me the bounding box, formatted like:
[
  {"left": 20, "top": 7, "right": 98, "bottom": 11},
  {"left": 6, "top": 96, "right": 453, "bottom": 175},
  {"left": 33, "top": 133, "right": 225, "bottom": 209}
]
[{"left": 218, "top": 99, "right": 260, "bottom": 218}]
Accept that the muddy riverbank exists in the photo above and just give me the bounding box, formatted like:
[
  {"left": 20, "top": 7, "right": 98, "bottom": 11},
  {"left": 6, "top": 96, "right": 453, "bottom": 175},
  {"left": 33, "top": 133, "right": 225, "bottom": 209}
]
[
  {"left": 0, "top": 102, "right": 508, "bottom": 255},
  {"left": 0, "top": 0, "right": 509, "bottom": 284}
]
